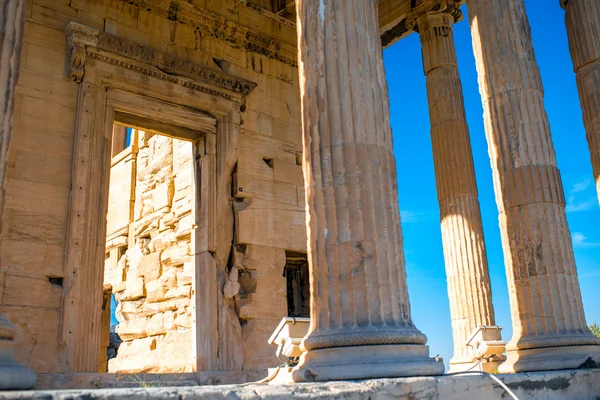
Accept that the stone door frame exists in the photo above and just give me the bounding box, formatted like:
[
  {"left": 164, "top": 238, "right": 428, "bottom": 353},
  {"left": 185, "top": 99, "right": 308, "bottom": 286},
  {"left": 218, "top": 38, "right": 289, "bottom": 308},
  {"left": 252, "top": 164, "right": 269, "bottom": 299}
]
[{"left": 61, "top": 22, "right": 255, "bottom": 373}]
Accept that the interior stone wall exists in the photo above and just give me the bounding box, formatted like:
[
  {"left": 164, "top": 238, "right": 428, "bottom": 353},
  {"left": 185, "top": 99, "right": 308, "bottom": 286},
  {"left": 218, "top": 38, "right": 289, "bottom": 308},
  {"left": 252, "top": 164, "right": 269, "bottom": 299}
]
[
  {"left": 103, "top": 131, "right": 195, "bottom": 373},
  {"left": 3, "top": 0, "right": 304, "bottom": 375}
]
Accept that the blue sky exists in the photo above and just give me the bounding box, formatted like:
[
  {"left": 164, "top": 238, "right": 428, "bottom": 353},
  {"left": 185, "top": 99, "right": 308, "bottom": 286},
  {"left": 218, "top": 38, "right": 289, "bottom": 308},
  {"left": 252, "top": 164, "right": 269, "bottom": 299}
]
[{"left": 384, "top": 0, "right": 600, "bottom": 367}]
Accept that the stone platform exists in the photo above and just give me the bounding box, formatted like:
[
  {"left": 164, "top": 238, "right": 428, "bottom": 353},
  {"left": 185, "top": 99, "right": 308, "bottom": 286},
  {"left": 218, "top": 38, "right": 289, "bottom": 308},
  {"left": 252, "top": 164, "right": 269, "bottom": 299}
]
[{"left": 0, "top": 369, "right": 598, "bottom": 399}]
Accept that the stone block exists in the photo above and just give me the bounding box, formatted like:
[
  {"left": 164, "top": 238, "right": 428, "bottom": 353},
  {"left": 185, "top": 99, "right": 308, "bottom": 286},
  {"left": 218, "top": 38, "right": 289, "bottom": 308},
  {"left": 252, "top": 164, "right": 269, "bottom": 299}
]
[
  {"left": 117, "top": 300, "right": 143, "bottom": 321},
  {"left": 3, "top": 274, "right": 63, "bottom": 309},
  {"left": 146, "top": 311, "right": 176, "bottom": 337},
  {"left": 234, "top": 172, "right": 298, "bottom": 206},
  {"left": 273, "top": 159, "right": 304, "bottom": 186},
  {"left": 116, "top": 320, "right": 147, "bottom": 341},
  {"left": 112, "top": 281, "right": 126, "bottom": 293},
  {"left": 158, "top": 267, "right": 178, "bottom": 291},
  {"left": 239, "top": 131, "right": 297, "bottom": 164},
  {"left": 174, "top": 168, "right": 193, "bottom": 200},
  {"left": 174, "top": 313, "right": 192, "bottom": 329},
  {"left": 138, "top": 252, "right": 161, "bottom": 282},
  {"left": 154, "top": 330, "right": 194, "bottom": 372},
  {"left": 116, "top": 337, "right": 156, "bottom": 359},
  {"left": 4, "top": 306, "right": 60, "bottom": 373},
  {"left": 172, "top": 196, "right": 192, "bottom": 219},
  {"left": 165, "top": 285, "right": 191, "bottom": 300},
  {"left": 161, "top": 243, "right": 191, "bottom": 267},
  {"left": 1, "top": 239, "right": 64, "bottom": 278},
  {"left": 123, "top": 276, "right": 145, "bottom": 301},
  {"left": 172, "top": 141, "right": 193, "bottom": 175},
  {"left": 235, "top": 199, "right": 306, "bottom": 252},
  {"left": 176, "top": 263, "right": 193, "bottom": 286},
  {"left": 272, "top": 117, "right": 302, "bottom": 149},
  {"left": 145, "top": 286, "right": 168, "bottom": 304},
  {"left": 148, "top": 229, "right": 177, "bottom": 253},
  {"left": 150, "top": 180, "right": 175, "bottom": 211},
  {"left": 241, "top": 318, "right": 282, "bottom": 370},
  {"left": 175, "top": 214, "right": 193, "bottom": 238},
  {"left": 238, "top": 149, "right": 275, "bottom": 180},
  {"left": 224, "top": 280, "right": 241, "bottom": 299}
]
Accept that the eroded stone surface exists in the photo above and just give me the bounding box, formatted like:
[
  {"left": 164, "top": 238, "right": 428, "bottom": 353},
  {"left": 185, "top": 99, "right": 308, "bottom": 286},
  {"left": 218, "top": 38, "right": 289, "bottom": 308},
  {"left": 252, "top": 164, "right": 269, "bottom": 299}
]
[
  {"left": 562, "top": 0, "right": 600, "bottom": 204},
  {"left": 467, "top": 0, "right": 600, "bottom": 372},
  {"left": 5, "top": 369, "right": 600, "bottom": 400},
  {"left": 0, "top": 0, "right": 37, "bottom": 390},
  {"left": 416, "top": 6, "right": 501, "bottom": 372},
  {"left": 292, "top": 0, "right": 442, "bottom": 381}
]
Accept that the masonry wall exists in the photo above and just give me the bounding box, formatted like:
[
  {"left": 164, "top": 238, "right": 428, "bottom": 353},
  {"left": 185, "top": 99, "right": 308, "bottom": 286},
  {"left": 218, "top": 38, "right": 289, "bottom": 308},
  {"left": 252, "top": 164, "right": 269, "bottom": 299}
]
[
  {"left": 103, "top": 132, "right": 195, "bottom": 373},
  {"left": 2, "top": 0, "right": 304, "bottom": 375}
]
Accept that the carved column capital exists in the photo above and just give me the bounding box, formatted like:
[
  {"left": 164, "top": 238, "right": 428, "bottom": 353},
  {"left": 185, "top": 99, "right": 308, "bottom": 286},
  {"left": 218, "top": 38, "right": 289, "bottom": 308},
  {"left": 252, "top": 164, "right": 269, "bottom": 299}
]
[
  {"left": 416, "top": 11, "right": 455, "bottom": 41},
  {"left": 416, "top": 7, "right": 459, "bottom": 74},
  {"left": 406, "top": 0, "right": 462, "bottom": 32},
  {"left": 560, "top": 0, "right": 568, "bottom": 10}
]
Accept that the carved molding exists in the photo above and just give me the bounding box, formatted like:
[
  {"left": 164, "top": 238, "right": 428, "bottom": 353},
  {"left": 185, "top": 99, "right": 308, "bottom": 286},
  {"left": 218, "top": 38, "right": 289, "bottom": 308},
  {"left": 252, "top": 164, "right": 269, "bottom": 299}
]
[
  {"left": 65, "top": 23, "right": 257, "bottom": 103},
  {"left": 237, "top": 0, "right": 296, "bottom": 28},
  {"left": 118, "top": 0, "right": 297, "bottom": 67}
]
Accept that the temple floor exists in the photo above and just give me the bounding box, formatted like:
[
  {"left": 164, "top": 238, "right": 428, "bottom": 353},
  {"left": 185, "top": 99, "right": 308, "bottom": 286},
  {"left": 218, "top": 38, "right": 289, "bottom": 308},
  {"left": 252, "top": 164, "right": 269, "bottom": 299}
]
[{"left": 0, "top": 368, "right": 599, "bottom": 399}]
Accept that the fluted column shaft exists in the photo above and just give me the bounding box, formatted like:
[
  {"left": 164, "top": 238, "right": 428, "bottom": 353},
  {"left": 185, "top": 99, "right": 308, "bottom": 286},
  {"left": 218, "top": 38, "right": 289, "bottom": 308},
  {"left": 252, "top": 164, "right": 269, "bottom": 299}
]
[
  {"left": 417, "top": 11, "right": 500, "bottom": 371},
  {"left": 561, "top": 0, "right": 600, "bottom": 204},
  {"left": 292, "top": 0, "right": 443, "bottom": 381},
  {"left": 0, "top": 0, "right": 36, "bottom": 389},
  {"left": 467, "top": 0, "right": 600, "bottom": 373}
]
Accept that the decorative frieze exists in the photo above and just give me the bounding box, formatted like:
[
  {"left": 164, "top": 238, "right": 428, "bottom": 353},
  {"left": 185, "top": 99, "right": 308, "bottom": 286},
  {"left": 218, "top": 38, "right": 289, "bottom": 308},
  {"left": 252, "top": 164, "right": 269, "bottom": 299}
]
[
  {"left": 121, "top": 0, "right": 298, "bottom": 67},
  {"left": 65, "top": 23, "right": 257, "bottom": 103}
]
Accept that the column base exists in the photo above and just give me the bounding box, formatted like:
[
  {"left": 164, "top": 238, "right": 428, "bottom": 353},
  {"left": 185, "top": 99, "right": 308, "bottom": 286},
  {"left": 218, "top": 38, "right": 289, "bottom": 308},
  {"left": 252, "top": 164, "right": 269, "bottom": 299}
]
[
  {"left": 0, "top": 317, "right": 36, "bottom": 389},
  {"left": 498, "top": 345, "right": 600, "bottom": 373},
  {"left": 291, "top": 344, "right": 444, "bottom": 382},
  {"left": 0, "top": 362, "right": 36, "bottom": 390}
]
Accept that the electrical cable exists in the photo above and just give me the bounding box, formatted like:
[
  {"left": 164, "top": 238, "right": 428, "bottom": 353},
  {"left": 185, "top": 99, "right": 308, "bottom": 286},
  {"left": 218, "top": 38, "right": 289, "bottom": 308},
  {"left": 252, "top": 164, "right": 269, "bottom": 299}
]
[
  {"left": 446, "top": 364, "right": 520, "bottom": 400},
  {"left": 242, "top": 362, "right": 290, "bottom": 385}
]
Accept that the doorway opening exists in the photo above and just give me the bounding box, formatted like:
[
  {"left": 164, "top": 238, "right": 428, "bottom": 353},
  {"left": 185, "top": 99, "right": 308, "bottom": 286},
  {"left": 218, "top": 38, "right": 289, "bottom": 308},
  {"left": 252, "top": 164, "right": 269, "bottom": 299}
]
[
  {"left": 100, "top": 121, "right": 200, "bottom": 373},
  {"left": 284, "top": 252, "right": 310, "bottom": 318}
]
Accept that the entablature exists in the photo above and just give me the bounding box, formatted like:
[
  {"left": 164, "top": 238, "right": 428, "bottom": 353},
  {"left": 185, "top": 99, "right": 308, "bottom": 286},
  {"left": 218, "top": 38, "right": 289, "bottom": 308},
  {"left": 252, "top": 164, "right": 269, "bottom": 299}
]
[{"left": 246, "top": 0, "right": 465, "bottom": 48}]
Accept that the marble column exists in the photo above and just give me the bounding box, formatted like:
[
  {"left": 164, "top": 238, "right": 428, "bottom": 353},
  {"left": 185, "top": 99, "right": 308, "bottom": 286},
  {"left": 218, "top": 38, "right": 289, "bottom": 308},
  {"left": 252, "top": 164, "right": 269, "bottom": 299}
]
[
  {"left": 467, "top": 0, "right": 600, "bottom": 373},
  {"left": 417, "top": 9, "right": 504, "bottom": 373},
  {"left": 0, "top": 0, "right": 37, "bottom": 389},
  {"left": 291, "top": 0, "right": 444, "bottom": 382},
  {"left": 561, "top": 0, "right": 600, "bottom": 205}
]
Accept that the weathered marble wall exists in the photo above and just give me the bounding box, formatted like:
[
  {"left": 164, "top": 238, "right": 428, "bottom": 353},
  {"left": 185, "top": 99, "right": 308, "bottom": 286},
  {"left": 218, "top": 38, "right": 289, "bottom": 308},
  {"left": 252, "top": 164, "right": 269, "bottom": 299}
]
[{"left": 3, "top": 0, "right": 303, "bottom": 375}]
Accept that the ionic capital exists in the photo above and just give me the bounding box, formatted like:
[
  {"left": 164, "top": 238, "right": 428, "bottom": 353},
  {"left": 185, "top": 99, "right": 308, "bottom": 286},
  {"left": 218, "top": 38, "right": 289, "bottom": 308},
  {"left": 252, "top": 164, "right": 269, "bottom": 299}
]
[
  {"left": 406, "top": 0, "right": 462, "bottom": 32},
  {"left": 416, "top": 12, "right": 455, "bottom": 42}
]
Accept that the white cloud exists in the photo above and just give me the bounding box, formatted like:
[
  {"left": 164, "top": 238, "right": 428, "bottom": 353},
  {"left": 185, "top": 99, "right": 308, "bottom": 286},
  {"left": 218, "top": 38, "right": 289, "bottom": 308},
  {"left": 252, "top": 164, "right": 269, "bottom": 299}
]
[
  {"left": 566, "top": 196, "right": 597, "bottom": 213},
  {"left": 566, "top": 178, "right": 597, "bottom": 213},
  {"left": 572, "top": 232, "right": 600, "bottom": 248},
  {"left": 401, "top": 210, "right": 422, "bottom": 223},
  {"left": 571, "top": 178, "right": 592, "bottom": 194}
]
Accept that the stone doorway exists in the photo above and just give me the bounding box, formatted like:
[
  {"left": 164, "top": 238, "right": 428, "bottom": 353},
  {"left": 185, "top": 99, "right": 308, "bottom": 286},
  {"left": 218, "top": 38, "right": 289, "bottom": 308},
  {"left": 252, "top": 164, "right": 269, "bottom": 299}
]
[{"left": 99, "top": 122, "right": 202, "bottom": 373}]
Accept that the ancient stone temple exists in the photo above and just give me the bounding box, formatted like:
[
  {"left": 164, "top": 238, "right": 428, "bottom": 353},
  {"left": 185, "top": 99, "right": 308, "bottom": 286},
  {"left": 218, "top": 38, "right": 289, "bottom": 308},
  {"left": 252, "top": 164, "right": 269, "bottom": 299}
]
[{"left": 0, "top": 0, "right": 599, "bottom": 398}]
